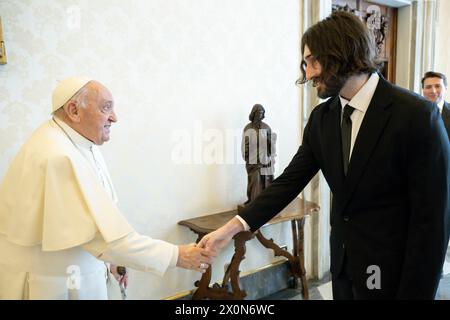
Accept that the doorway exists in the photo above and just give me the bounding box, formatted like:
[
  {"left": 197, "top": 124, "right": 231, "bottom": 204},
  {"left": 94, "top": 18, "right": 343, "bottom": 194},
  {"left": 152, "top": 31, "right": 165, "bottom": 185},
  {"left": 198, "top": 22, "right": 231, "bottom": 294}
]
[{"left": 331, "top": 0, "right": 398, "bottom": 83}]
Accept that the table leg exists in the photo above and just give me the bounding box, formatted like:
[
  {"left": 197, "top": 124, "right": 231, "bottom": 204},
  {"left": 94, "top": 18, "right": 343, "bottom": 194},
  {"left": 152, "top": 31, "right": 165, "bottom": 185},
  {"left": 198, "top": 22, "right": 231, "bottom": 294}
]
[
  {"left": 192, "top": 231, "right": 253, "bottom": 299},
  {"left": 256, "top": 219, "right": 309, "bottom": 300},
  {"left": 220, "top": 231, "right": 253, "bottom": 299},
  {"left": 294, "top": 218, "right": 309, "bottom": 299},
  {"left": 291, "top": 220, "right": 300, "bottom": 288}
]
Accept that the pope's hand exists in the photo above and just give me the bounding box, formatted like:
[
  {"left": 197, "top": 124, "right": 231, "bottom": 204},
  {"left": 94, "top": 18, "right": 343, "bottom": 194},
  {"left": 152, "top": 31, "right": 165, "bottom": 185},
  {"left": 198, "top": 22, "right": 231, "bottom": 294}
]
[
  {"left": 176, "top": 243, "right": 216, "bottom": 273},
  {"left": 197, "top": 217, "right": 245, "bottom": 255}
]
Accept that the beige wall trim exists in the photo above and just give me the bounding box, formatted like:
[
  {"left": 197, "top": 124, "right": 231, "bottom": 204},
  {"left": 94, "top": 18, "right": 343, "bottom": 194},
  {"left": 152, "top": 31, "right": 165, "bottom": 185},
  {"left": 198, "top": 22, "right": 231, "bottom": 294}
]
[
  {"left": 299, "top": 0, "right": 332, "bottom": 280},
  {"left": 397, "top": 0, "right": 438, "bottom": 91}
]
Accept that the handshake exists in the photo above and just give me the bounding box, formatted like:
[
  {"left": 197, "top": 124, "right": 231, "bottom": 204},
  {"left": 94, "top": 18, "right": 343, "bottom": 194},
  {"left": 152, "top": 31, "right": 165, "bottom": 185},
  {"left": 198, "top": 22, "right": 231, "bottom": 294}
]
[{"left": 176, "top": 217, "right": 245, "bottom": 273}]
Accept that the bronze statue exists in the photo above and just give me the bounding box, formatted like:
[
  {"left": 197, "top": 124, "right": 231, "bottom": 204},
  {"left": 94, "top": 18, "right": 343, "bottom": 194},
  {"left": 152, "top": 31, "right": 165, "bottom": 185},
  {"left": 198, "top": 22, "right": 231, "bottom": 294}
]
[{"left": 241, "top": 104, "right": 276, "bottom": 205}]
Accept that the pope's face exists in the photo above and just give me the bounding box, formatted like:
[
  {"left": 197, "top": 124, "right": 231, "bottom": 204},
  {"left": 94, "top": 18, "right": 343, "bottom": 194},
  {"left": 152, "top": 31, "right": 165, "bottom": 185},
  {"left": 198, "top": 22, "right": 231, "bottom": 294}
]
[
  {"left": 79, "top": 82, "right": 117, "bottom": 145},
  {"left": 423, "top": 77, "right": 447, "bottom": 104}
]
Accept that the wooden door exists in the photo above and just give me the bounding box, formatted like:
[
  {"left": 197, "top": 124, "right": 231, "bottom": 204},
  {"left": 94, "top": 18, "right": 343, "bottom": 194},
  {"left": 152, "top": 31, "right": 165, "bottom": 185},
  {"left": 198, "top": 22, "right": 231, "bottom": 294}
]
[{"left": 331, "top": 0, "right": 398, "bottom": 83}]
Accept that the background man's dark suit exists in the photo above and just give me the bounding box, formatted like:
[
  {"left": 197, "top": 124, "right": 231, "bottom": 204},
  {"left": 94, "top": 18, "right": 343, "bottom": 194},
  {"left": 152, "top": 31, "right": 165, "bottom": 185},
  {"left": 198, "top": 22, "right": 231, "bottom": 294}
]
[
  {"left": 442, "top": 101, "right": 450, "bottom": 138},
  {"left": 239, "top": 76, "right": 450, "bottom": 299}
]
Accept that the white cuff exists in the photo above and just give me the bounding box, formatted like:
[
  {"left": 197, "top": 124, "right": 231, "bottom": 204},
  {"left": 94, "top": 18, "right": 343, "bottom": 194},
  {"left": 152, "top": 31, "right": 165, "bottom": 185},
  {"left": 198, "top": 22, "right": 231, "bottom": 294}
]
[
  {"left": 235, "top": 215, "right": 250, "bottom": 231},
  {"left": 170, "top": 245, "right": 179, "bottom": 268}
]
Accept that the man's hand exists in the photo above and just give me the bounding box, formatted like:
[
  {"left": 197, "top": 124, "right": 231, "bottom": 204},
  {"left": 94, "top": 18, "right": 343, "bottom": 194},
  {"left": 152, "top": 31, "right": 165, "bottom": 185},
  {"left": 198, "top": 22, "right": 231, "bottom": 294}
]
[
  {"left": 197, "top": 217, "right": 245, "bottom": 254},
  {"left": 110, "top": 264, "right": 128, "bottom": 289},
  {"left": 176, "top": 243, "right": 217, "bottom": 273}
]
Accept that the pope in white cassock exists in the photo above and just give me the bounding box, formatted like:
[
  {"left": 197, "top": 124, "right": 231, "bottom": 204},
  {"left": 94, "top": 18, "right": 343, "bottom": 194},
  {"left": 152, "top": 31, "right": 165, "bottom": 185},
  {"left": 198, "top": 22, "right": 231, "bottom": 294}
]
[{"left": 0, "top": 77, "right": 214, "bottom": 299}]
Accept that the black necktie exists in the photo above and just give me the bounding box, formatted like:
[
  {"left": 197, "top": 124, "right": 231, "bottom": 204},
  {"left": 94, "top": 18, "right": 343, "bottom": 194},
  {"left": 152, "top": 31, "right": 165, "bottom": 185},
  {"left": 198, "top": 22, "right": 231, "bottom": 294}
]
[{"left": 341, "top": 105, "right": 355, "bottom": 176}]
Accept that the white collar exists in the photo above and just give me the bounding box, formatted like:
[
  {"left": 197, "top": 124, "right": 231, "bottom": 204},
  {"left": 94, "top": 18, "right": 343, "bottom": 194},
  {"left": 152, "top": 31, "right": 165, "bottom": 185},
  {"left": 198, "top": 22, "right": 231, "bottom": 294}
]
[
  {"left": 339, "top": 73, "right": 380, "bottom": 112},
  {"left": 53, "top": 117, "right": 95, "bottom": 150},
  {"left": 437, "top": 100, "right": 444, "bottom": 113}
]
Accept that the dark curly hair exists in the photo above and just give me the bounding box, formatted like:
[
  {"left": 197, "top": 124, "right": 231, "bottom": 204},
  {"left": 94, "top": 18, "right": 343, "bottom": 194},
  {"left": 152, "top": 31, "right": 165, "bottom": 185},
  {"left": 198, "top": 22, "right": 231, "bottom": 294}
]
[{"left": 297, "top": 11, "right": 380, "bottom": 92}]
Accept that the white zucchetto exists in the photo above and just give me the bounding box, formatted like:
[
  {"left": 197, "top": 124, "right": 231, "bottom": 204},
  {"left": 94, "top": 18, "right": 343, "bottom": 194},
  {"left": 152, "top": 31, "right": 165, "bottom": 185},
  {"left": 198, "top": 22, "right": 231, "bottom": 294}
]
[{"left": 52, "top": 76, "right": 92, "bottom": 112}]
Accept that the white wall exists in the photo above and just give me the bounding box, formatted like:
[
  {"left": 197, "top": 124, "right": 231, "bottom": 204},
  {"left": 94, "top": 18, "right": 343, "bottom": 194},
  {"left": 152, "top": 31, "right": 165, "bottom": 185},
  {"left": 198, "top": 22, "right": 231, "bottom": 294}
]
[
  {"left": 0, "top": 0, "right": 301, "bottom": 299},
  {"left": 435, "top": 0, "right": 450, "bottom": 80}
]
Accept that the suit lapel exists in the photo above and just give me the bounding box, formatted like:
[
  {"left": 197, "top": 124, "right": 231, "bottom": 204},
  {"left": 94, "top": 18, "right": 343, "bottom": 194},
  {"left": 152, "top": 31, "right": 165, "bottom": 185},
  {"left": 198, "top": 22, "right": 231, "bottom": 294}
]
[
  {"left": 322, "top": 96, "right": 345, "bottom": 193},
  {"left": 441, "top": 102, "right": 450, "bottom": 137},
  {"left": 340, "top": 77, "right": 393, "bottom": 211}
]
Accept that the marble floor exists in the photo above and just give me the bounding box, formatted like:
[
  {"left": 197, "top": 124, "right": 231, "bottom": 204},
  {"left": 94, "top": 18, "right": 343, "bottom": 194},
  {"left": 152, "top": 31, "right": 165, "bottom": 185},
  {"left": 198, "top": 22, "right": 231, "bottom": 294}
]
[
  {"left": 263, "top": 247, "right": 450, "bottom": 300},
  {"left": 436, "top": 248, "right": 450, "bottom": 300}
]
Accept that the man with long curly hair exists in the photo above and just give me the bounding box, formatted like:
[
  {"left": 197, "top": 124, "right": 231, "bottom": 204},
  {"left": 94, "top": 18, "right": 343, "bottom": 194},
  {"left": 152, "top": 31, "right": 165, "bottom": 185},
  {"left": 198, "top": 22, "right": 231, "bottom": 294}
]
[{"left": 199, "top": 11, "right": 450, "bottom": 300}]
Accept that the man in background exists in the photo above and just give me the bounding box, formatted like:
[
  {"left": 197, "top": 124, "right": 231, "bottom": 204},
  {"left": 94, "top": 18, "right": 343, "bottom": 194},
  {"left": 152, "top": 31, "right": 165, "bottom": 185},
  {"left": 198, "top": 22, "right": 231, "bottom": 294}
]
[{"left": 422, "top": 71, "right": 449, "bottom": 138}]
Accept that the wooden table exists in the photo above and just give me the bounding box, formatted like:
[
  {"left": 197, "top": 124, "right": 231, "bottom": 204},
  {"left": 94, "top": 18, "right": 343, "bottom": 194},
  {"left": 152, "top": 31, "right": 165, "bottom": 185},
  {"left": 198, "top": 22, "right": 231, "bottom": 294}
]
[{"left": 178, "top": 197, "right": 320, "bottom": 300}]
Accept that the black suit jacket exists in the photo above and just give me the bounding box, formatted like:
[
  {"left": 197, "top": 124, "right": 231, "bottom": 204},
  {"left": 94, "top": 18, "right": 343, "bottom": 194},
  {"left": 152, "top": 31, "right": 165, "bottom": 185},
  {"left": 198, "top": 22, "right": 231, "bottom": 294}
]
[
  {"left": 441, "top": 101, "right": 450, "bottom": 139},
  {"left": 239, "top": 76, "right": 450, "bottom": 299}
]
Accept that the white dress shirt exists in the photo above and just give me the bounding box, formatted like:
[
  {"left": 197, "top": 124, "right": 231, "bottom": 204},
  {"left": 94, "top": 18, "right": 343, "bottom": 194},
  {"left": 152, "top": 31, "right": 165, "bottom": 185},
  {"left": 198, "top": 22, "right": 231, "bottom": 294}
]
[
  {"left": 437, "top": 100, "right": 444, "bottom": 114},
  {"left": 237, "top": 73, "right": 380, "bottom": 231},
  {"left": 338, "top": 72, "right": 379, "bottom": 158}
]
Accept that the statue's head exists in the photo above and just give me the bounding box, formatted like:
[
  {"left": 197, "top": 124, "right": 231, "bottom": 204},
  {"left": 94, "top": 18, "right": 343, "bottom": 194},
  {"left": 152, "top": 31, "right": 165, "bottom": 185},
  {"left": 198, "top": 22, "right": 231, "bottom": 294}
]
[{"left": 249, "top": 104, "right": 265, "bottom": 122}]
